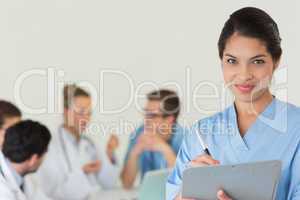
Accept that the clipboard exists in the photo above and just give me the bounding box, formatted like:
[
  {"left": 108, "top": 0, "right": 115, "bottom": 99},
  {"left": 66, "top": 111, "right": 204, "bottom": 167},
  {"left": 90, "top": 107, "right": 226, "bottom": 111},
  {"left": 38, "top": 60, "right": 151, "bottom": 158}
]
[{"left": 182, "top": 160, "right": 282, "bottom": 200}]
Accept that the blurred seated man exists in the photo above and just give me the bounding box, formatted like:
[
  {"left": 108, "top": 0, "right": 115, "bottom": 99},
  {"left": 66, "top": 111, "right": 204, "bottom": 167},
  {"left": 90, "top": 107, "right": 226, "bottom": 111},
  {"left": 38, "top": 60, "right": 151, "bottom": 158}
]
[
  {"left": 0, "top": 101, "right": 53, "bottom": 199},
  {"left": 0, "top": 120, "right": 51, "bottom": 200},
  {"left": 121, "top": 89, "right": 185, "bottom": 189},
  {"left": 0, "top": 100, "right": 22, "bottom": 147},
  {"left": 36, "top": 84, "right": 119, "bottom": 200}
]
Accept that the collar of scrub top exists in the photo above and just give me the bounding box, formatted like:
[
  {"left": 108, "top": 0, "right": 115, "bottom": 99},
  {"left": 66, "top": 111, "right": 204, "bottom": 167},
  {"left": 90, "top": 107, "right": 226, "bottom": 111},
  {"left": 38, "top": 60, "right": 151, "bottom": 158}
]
[{"left": 229, "top": 96, "right": 279, "bottom": 151}]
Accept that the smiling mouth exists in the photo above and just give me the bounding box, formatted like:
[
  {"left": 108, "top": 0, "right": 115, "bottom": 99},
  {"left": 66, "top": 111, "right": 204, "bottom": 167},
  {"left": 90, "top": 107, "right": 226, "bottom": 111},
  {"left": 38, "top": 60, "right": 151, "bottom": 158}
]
[{"left": 235, "top": 84, "right": 255, "bottom": 93}]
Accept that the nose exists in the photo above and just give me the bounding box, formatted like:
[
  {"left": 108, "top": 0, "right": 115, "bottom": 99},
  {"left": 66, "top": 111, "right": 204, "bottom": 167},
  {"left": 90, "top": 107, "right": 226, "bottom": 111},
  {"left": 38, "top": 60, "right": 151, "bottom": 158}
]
[{"left": 237, "top": 64, "right": 253, "bottom": 82}]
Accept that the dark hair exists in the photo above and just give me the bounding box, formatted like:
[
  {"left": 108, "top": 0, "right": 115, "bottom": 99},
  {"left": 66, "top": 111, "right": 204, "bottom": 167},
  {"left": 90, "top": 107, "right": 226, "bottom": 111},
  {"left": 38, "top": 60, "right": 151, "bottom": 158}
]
[
  {"left": 0, "top": 100, "right": 22, "bottom": 128},
  {"left": 63, "top": 84, "right": 90, "bottom": 109},
  {"left": 218, "top": 7, "right": 282, "bottom": 62},
  {"left": 2, "top": 120, "right": 51, "bottom": 163},
  {"left": 147, "top": 89, "right": 180, "bottom": 122}
]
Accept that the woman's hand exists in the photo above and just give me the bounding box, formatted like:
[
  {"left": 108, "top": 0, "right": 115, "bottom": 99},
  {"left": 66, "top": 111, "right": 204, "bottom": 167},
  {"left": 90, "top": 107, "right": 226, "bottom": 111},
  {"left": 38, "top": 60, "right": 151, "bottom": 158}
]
[
  {"left": 176, "top": 154, "right": 226, "bottom": 200},
  {"left": 189, "top": 154, "right": 220, "bottom": 167},
  {"left": 217, "top": 190, "right": 232, "bottom": 200},
  {"left": 82, "top": 160, "right": 101, "bottom": 174}
]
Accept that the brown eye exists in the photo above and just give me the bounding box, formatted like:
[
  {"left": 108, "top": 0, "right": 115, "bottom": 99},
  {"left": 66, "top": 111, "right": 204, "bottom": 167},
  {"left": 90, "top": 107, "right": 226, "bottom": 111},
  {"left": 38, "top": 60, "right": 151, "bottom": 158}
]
[
  {"left": 253, "top": 59, "right": 265, "bottom": 64},
  {"left": 227, "top": 58, "right": 236, "bottom": 64}
]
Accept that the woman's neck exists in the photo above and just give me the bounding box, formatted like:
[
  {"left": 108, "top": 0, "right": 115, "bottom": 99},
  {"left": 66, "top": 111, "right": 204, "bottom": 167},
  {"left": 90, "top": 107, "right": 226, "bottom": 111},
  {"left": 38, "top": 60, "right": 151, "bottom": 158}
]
[
  {"left": 63, "top": 124, "right": 80, "bottom": 141},
  {"left": 234, "top": 90, "right": 274, "bottom": 117}
]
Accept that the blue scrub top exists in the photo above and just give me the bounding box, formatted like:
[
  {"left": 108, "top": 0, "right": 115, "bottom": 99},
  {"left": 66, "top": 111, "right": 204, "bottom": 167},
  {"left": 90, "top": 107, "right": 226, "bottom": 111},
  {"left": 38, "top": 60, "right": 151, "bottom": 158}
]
[
  {"left": 166, "top": 98, "right": 300, "bottom": 200},
  {"left": 124, "top": 123, "right": 185, "bottom": 178}
]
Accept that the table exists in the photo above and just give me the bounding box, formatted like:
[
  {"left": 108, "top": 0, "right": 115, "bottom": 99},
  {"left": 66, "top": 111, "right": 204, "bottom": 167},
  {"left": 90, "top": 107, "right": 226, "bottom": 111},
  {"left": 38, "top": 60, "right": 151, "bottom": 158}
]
[{"left": 89, "top": 188, "right": 138, "bottom": 200}]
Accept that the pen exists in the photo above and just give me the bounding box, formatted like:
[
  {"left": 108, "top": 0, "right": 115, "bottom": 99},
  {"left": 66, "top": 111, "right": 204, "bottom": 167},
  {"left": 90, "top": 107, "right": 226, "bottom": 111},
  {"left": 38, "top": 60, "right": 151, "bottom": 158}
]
[
  {"left": 195, "top": 129, "right": 211, "bottom": 156},
  {"left": 186, "top": 129, "right": 212, "bottom": 168}
]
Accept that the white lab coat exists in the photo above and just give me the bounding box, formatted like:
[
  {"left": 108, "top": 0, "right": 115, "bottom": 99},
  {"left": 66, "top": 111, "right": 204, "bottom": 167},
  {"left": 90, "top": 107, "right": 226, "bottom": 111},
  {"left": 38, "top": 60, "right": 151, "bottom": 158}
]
[
  {"left": 36, "top": 127, "right": 119, "bottom": 200},
  {"left": 0, "top": 152, "right": 27, "bottom": 200},
  {"left": 0, "top": 152, "right": 52, "bottom": 200},
  {"left": 23, "top": 174, "right": 54, "bottom": 200}
]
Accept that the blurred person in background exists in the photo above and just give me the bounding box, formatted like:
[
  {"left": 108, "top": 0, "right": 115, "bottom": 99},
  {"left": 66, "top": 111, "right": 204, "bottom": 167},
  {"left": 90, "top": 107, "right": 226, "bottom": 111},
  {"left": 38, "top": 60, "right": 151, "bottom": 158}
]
[
  {"left": 121, "top": 89, "right": 185, "bottom": 189},
  {"left": 0, "top": 120, "right": 51, "bottom": 200},
  {"left": 0, "top": 100, "right": 22, "bottom": 147},
  {"left": 36, "top": 84, "right": 120, "bottom": 200}
]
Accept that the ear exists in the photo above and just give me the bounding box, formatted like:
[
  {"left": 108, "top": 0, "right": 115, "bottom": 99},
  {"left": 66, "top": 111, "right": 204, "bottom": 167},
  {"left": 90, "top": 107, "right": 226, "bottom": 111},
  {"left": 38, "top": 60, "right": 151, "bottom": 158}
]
[
  {"left": 273, "top": 58, "right": 281, "bottom": 71},
  {"left": 28, "top": 154, "right": 39, "bottom": 167},
  {"left": 0, "top": 129, "right": 5, "bottom": 146}
]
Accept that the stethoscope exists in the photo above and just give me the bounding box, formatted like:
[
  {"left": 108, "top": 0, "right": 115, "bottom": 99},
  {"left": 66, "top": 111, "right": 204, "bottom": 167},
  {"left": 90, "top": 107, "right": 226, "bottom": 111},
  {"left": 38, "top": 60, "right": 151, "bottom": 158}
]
[{"left": 58, "top": 126, "right": 96, "bottom": 172}]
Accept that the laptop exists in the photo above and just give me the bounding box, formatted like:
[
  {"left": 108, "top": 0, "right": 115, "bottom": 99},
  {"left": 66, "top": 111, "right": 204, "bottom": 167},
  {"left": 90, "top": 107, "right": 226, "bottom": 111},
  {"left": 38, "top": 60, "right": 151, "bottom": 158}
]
[{"left": 138, "top": 168, "right": 171, "bottom": 200}]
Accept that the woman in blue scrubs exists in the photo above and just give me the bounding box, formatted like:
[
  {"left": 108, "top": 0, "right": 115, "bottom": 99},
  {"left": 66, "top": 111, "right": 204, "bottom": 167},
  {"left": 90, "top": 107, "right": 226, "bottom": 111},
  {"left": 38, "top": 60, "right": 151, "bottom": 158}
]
[{"left": 166, "top": 7, "right": 300, "bottom": 200}]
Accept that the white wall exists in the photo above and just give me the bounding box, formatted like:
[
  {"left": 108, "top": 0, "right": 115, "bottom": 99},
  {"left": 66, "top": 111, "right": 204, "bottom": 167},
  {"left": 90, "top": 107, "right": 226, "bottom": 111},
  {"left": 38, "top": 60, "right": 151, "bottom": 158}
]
[{"left": 0, "top": 0, "right": 299, "bottom": 162}]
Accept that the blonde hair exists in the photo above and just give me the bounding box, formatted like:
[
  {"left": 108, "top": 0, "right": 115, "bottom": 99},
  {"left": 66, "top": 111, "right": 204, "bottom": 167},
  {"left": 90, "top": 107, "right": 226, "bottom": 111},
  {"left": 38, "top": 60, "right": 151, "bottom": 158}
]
[{"left": 63, "top": 84, "right": 90, "bottom": 109}]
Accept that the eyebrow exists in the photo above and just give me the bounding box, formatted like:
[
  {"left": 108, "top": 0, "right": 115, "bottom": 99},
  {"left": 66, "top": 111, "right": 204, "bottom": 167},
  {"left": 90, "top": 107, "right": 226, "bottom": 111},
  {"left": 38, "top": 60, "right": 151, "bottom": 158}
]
[
  {"left": 250, "top": 54, "right": 267, "bottom": 60},
  {"left": 224, "top": 53, "right": 237, "bottom": 58},
  {"left": 224, "top": 53, "right": 267, "bottom": 59}
]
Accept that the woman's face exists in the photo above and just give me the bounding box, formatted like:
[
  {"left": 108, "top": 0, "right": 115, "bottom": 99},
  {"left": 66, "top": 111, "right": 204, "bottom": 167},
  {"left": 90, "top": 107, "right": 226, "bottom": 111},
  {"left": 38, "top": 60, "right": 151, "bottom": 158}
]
[{"left": 222, "top": 32, "right": 278, "bottom": 103}]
